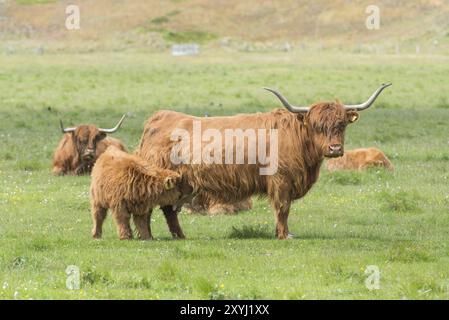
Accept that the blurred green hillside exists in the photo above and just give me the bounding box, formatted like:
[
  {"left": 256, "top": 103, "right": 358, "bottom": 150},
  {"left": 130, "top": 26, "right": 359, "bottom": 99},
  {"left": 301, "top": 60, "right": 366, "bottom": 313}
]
[{"left": 0, "top": 0, "right": 448, "bottom": 53}]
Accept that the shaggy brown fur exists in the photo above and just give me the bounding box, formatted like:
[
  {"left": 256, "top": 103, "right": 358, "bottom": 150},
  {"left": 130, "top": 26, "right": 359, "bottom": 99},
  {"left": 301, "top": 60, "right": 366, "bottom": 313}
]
[
  {"left": 325, "top": 147, "right": 394, "bottom": 172},
  {"left": 52, "top": 125, "right": 126, "bottom": 176},
  {"left": 136, "top": 103, "right": 360, "bottom": 239},
  {"left": 90, "top": 146, "right": 191, "bottom": 240},
  {"left": 185, "top": 192, "right": 253, "bottom": 215}
]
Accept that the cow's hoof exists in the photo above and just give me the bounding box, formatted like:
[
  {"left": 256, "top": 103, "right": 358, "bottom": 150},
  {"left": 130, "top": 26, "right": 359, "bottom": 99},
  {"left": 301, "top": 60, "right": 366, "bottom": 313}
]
[
  {"left": 172, "top": 233, "right": 186, "bottom": 239},
  {"left": 92, "top": 232, "right": 102, "bottom": 239}
]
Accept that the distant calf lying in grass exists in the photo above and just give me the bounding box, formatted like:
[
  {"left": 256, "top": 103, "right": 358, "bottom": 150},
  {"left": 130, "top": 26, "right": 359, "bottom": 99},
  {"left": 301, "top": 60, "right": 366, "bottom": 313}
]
[
  {"left": 90, "top": 146, "right": 191, "bottom": 240},
  {"left": 325, "top": 147, "right": 394, "bottom": 172}
]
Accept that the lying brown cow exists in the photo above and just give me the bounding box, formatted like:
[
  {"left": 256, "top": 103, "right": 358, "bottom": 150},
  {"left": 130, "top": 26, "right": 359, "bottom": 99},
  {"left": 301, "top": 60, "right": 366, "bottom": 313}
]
[
  {"left": 52, "top": 115, "right": 127, "bottom": 176},
  {"left": 90, "top": 146, "right": 192, "bottom": 240},
  {"left": 136, "top": 84, "right": 391, "bottom": 239},
  {"left": 325, "top": 147, "right": 394, "bottom": 171},
  {"left": 186, "top": 193, "right": 253, "bottom": 215}
]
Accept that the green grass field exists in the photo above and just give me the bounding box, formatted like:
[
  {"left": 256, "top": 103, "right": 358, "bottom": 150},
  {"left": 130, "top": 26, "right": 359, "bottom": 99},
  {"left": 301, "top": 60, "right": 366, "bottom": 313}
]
[{"left": 0, "top": 52, "right": 448, "bottom": 299}]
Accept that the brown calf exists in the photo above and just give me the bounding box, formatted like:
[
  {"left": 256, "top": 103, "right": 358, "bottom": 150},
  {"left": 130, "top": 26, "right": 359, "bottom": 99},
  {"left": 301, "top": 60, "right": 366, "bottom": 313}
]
[
  {"left": 325, "top": 147, "right": 394, "bottom": 172},
  {"left": 90, "top": 146, "right": 191, "bottom": 240}
]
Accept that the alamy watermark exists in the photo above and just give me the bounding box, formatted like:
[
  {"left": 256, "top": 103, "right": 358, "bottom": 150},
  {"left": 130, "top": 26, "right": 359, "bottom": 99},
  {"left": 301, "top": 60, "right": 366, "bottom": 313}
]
[
  {"left": 365, "top": 5, "right": 380, "bottom": 30},
  {"left": 65, "top": 5, "right": 80, "bottom": 30},
  {"left": 169, "top": 120, "right": 279, "bottom": 175},
  {"left": 364, "top": 265, "right": 381, "bottom": 290},
  {"left": 65, "top": 265, "right": 80, "bottom": 290}
]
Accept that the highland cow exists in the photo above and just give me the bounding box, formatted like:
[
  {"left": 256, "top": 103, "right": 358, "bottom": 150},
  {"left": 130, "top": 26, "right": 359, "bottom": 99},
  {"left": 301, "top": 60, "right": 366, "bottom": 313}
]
[
  {"left": 325, "top": 147, "right": 394, "bottom": 172},
  {"left": 136, "top": 84, "right": 391, "bottom": 239},
  {"left": 90, "top": 146, "right": 191, "bottom": 240},
  {"left": 52, "top": 115, "right": 127, "bottom": 176}
]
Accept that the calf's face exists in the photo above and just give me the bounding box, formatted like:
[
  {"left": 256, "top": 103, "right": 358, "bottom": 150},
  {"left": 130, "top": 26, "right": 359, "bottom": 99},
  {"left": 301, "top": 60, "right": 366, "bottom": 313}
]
[
  {"left": 72, "top": 125, "right": 107, "bottom": 162},
  {"left": 162, "top": 172, "right": 194, "bottom": 205}
]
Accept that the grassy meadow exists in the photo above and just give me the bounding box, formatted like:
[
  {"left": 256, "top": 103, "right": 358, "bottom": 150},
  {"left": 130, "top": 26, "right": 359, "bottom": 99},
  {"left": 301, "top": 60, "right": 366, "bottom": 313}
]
[{"left": 0, "top": 52, "right": 448, "bottom": 299}]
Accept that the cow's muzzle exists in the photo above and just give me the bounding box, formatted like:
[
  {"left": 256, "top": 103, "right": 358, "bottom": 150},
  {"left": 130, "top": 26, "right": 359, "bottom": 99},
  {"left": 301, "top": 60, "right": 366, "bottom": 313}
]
[
  {"left": 82, "top": 149, "right": 95, "bottom": 160},
  {"left": 326, "top": 144, "right": 343, "bottom": 158}
]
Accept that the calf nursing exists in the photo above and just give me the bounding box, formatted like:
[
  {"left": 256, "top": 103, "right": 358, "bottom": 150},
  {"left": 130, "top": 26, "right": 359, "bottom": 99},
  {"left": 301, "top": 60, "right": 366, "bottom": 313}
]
[{"left": 90, "top": 146, "right": 190, "bottom": 240}]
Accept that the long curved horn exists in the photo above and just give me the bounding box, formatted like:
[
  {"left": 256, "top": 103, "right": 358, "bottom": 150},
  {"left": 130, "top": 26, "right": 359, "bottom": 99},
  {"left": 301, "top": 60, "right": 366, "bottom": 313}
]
[
  {"left": 59, "top": 119, "right": 76, "bottom": 133},
  {"left": 99, "top": 114, "right": 127, "bottom": 133},
  {"left": 345, "top": 83, "right": 392, "bottom": 111},
  {"left": 264, "top": 88, "right": 310, "bottom": 113}
]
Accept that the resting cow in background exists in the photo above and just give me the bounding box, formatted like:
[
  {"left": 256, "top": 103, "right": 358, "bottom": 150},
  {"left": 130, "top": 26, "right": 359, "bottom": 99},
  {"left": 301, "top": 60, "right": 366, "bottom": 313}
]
[
  {"left": 185, "top": 192, "right": 253, "bottom": 215},
  {"left": 136, "top": 83, "right": 391, "bottom": 239},
  {"left": 325, "top": 147, "right": 394, "bottom": 172},
  {"left": 52, "top": 115, "right": 127, "bottom": 176}
]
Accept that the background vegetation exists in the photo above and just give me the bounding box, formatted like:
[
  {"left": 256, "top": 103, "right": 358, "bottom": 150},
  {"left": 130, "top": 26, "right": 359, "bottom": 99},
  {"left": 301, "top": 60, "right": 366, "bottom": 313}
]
[{"left": 0, "top": 52, "right": 448, "bottom": 299}]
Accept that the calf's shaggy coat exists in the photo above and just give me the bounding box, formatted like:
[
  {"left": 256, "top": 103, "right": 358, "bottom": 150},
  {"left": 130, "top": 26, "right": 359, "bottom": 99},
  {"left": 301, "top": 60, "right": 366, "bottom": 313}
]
[
  {"left": 325, "top": 147, "right": 394, "bottom": 171},
  {"left": 90, "top": 146, "right": 189, "bottom": 240}
]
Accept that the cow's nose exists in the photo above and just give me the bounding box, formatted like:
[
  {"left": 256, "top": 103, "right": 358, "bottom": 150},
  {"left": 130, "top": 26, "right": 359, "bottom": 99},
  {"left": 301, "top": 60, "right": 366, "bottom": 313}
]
[
  {"left": 329, "top": 144, "right": 342, "bottom": 152},
  {"left": 83, "top": 149, "right": 94, "bottom": 158},
  {"left": 329, "top": 144, "right": 343, "bottom": 155}
]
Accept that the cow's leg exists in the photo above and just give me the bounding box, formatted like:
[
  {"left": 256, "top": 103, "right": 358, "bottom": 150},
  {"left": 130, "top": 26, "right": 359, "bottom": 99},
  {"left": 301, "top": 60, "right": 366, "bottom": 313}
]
[
  {"left": 133, "top": 213, "right": 152, "bottom": 240},
  {"left": 161, "top": 205, "right": 185, "bottom": 239},
  {"left": 273, "top": 200, "right": 292, "bottom": 240},
  {"left": 147, "top": 209, "right": 153, "bottom": 239},
  {"left": 112, "top": 207, "right": 133, "bottom": 240},
  {"left": 91, "top": 205, "right": 107, "bottom": 239},
  {"left": 269, "top": 183, "right": 293, "bottom": 240}
]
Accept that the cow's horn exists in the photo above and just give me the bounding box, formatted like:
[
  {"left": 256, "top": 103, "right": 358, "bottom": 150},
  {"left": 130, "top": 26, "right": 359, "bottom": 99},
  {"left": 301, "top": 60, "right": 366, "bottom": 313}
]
[
  {"left": 99, "top": 114, "right": 127, "bottom": 133},
  {"left": 59, "top": 119, "right": 76, "bottom": 133},
  {"left": 264, "top": 88, "right": 310, "bottom": 113},
  {"left": 344, "top": 83, "right": 392, "bottom": 111}
]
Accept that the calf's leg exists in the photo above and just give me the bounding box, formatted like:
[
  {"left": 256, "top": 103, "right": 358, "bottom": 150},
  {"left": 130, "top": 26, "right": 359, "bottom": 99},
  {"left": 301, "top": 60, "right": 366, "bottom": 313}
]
[
  {"left": 91, "top": 205, "right": 107, "bottom": 239},
  {"left": 52, "top": 165, "right": 65, "bottom": 176},
  {"left": 161, "top": 205, "right": 185, "bottom": 239},
  {"left": 133, "top": 213, "right": 152, "bottom": 240},
  {"left": 112, "top": 207, "right": 133, "bottom": 240}
]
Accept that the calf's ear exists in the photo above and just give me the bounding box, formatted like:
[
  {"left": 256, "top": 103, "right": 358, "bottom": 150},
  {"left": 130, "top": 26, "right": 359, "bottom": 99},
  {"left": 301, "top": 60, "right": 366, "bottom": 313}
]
[
  {"left": 164, "top": 177, "right": 176, "bottom": 190},
  {"left": 347, "top": 111, "right": 359, "bottom": 123}
]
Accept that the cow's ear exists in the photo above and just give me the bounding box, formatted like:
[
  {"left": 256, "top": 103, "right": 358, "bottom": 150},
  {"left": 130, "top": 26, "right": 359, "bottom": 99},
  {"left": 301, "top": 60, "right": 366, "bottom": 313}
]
[
  {"left": 296, "top": 113, "right": 306, "bottom": 124},
  {"left": 347, "top": 111, "right": 359, "bottom": 123}
]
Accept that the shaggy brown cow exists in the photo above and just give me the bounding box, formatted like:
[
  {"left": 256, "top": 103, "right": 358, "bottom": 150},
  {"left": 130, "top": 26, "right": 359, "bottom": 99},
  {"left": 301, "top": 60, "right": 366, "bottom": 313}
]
[
  {"left": 90, "top": 146, "right": 192, "bottom": 240},
  {"left": 325, "top": 147, "right": 394, "bottom": 172},
  {"left": 186, "top": 193, "right": 253, "bottom": 215},
  {"left": 52, "top": 115, "right": 127, "bottom": 175},
  {"left": 136, "top": 84, "right": 391, "bottom": 239}
]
